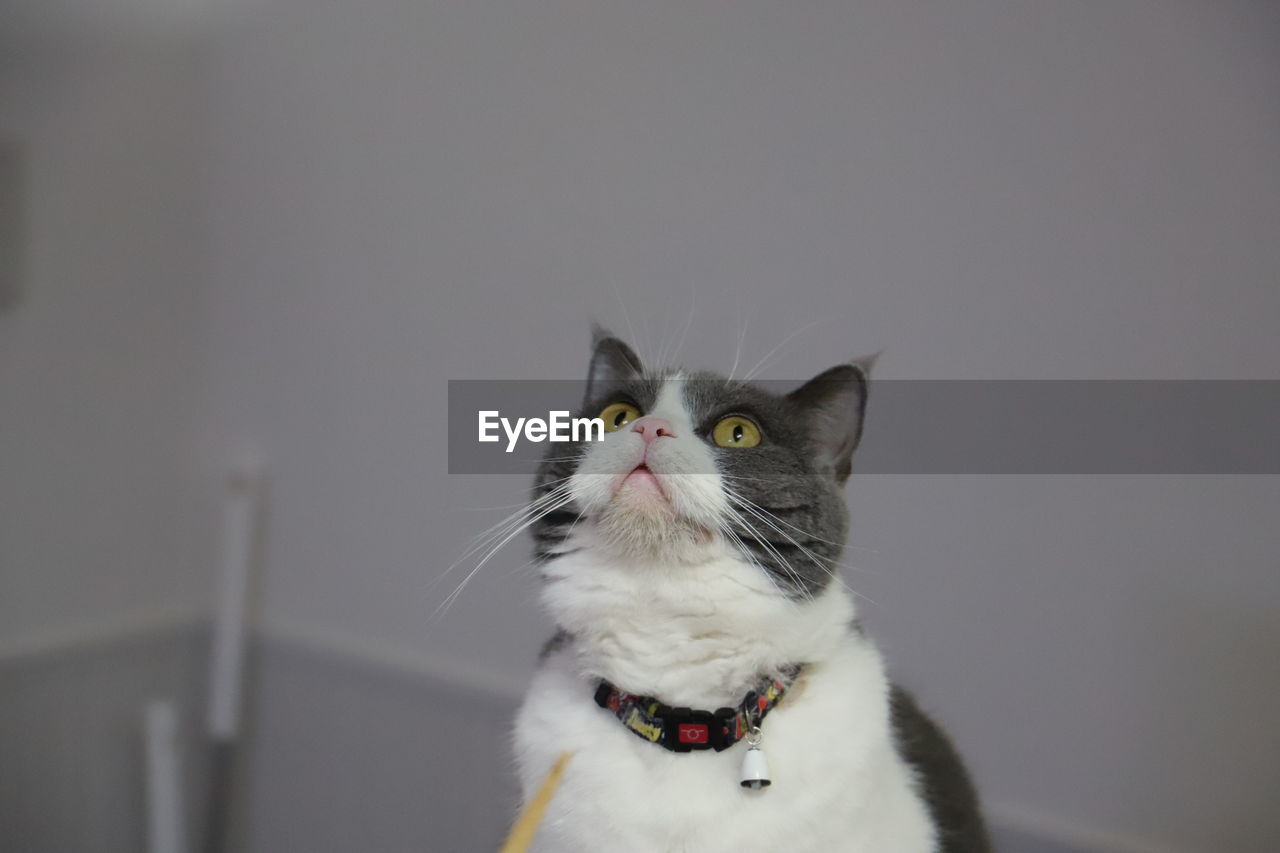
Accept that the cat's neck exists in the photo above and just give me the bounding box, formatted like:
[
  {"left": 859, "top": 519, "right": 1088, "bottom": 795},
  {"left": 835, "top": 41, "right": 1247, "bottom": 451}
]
[{"left": 540, "top": 541, "right": 855, "bottom": 708}]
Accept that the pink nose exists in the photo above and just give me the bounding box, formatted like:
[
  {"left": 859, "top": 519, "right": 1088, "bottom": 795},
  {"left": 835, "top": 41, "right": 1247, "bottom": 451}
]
[{"left": 630, "top": 416, "right": 677, "bottom": 443}]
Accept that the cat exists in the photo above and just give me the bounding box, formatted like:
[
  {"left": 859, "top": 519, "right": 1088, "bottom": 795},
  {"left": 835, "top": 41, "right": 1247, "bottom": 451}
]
[{"left": 511, "top": 329, "right": 989, "bottom": 853}]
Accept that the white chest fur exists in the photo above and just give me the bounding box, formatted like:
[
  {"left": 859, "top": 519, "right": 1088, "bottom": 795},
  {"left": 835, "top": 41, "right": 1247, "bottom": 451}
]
[{"left": 513, "top": 549, "right": 937, "bottom": 853}]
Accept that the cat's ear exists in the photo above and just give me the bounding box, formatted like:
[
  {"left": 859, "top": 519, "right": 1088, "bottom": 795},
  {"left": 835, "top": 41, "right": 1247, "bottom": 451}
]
[
  {"left": 787, "top": 357, "right": 874, "bottom": 482},
  {"left": 585, "top": 326, "right": 643, "bottom": 400}
]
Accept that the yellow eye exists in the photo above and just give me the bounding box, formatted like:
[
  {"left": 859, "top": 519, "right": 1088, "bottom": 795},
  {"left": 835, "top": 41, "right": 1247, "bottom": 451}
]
[
  {"left": 712, "top": 415, "right": 761, "bottom": 448},
  {"left": 598, "top": 402, "right": 642, "bottom": 432}
]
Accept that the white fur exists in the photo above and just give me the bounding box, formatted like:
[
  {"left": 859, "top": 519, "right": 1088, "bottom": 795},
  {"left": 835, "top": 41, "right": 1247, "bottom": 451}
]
[{"left": 513, "top": 379, "right": 936, "bottom": 852}]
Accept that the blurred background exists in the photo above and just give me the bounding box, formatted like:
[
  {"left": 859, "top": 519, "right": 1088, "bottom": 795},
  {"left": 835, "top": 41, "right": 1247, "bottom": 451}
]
[{"left": 2, "top": 1, "right": 1278, "bottom": 851}]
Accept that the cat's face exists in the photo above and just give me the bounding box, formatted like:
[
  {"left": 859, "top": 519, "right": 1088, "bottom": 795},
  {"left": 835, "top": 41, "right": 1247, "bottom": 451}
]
[{"left": 532, "top": 332, "right": 867, "bottom": 599}]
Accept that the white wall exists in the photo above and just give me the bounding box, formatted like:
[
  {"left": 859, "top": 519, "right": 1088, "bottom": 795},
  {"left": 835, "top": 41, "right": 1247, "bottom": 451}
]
[
  {"left": 192, "top": 1, "right": 1276, "bottom": 850},
  {"left": 0, "top": 35, "right": 209, "bottom": 651}
]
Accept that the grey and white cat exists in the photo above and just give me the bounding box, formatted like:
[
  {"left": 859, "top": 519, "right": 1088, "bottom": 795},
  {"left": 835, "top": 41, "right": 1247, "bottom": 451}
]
[{"left": 512, "top": 330, "right": 989, "bottom": 852}]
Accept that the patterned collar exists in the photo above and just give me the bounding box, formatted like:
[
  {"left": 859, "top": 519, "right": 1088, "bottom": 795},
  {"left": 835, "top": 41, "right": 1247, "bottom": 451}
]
[{"left": 592, "top": 664, "right": 803, "bottom": 753}]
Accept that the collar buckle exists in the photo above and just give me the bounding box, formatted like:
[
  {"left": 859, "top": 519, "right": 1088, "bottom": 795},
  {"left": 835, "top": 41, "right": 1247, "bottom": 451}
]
[{"left": 663, "top": 706, "right": 736, "bottom": 752}]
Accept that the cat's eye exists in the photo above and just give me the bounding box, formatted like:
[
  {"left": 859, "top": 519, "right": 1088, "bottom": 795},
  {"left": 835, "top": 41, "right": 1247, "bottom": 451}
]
[
  {"left": 711, "top": 415, "right": 761, "bottom": 448},
  {"left": 598, "top": 402, "right": 642, "bottom": 432}
]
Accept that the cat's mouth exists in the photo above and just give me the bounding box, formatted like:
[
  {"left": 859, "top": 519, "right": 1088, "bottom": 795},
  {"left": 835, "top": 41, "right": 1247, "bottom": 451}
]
[{"left": 616, "top": 462, "right": 666, "bottom": 499}]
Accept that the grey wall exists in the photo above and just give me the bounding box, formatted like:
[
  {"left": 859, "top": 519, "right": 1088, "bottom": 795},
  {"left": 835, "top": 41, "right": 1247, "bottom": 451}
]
[
  {"left": 0, "top": 624, "right": 209, "bottom": 853},
  {"left": 236, "top": 634, "right": 519, "bottom": 853},
  {"left": 201, "top": 1, "right": 1280, "bottom": 850},
  {"left": 0, "top": 36, "right": 210, "bottom": 649},
  {"left": 0, "top": 25, "right": 215, "bottom": 853}
]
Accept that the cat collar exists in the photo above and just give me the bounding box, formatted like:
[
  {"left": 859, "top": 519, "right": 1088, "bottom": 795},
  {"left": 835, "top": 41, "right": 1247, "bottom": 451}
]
[{"left": 592, "top": 664, "right": 802, "bottom": 753}]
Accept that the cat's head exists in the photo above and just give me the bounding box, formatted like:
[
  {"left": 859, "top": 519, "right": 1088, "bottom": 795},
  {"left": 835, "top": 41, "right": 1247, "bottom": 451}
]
[{"left": 531, "top": 329, "right": 869, "bottom": 599}]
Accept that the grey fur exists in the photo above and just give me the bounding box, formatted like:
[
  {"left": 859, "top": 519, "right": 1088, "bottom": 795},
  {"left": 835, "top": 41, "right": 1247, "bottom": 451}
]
[{"left": 890, "top": 686, "right": 992, "bottom": 852}]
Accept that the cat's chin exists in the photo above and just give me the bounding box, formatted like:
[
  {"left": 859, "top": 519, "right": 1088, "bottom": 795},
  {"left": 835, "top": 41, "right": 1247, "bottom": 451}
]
[{"left": 595, "top": 497, "right": 717, "bottom": 565}]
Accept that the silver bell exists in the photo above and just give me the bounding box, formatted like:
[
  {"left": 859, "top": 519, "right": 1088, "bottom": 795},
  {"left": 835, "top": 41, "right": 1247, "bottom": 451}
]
[{"left": 739, "top": 746, "right": 771, "bottom": 789}]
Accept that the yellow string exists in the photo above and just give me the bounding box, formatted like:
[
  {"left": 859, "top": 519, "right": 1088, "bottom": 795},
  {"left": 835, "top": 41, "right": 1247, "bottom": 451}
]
[{"left": 498, "top": 752, "right": 573, "bottom": 853}]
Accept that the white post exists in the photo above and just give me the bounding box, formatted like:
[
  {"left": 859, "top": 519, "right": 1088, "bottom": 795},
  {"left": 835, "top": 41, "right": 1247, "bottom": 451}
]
[
  {"left": 204, "top": 467, "right": 263, "bottom": 853},
  {"left": 208, "top": 470, "right": 258, "bottom": 741},
  {"left": 144, "top": 700, "right": 188, "bottom": 853}
]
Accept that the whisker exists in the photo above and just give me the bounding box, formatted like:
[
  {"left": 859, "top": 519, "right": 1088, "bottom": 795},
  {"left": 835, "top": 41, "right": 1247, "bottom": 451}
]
[
  {"left": 612, "top": 283, "right": 647, "bottom": 366},
  {"left": 741, "top": 316, "right": 830, "bottom": 381},
  {"left": 715, "top": 520, "right": 799, "bottom": 608},
  {"left": 724, "top": 489, "right": 880, "bottom": 607},
  {"left": 720, "top": 486, "right": 849, "bottom": 551},
  {"left": 723, "top": 503, "right": 815, "bottom": 602},
  {"left": 535, "top": 503, "right": 591, "bottom": 560},
  {"left": 424, "top": 486, "right": 572, "bottom": 598},
  {"left": 727, "top": 310, "right": 749, "bottom": 383},
  {"left": 667, "top": 290, "right": 696, "bottom": 368},
  {"left": 538, "top": 454, "right": 590, "bottom": 465},
  {"left": 429, "top": 491, "right": 577, "bottom": 622},
  {"left": 717, "top": 477, "right": 880, "bottom": 554},
  {"left": 727, "top": 494, "right": 847, "bottom": 578},
  {"left": 461, "top": 475, "right": 581, "bottom": 511},
  {"left": 722, "top": 486, "right": 864, "bottom": 572}
]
